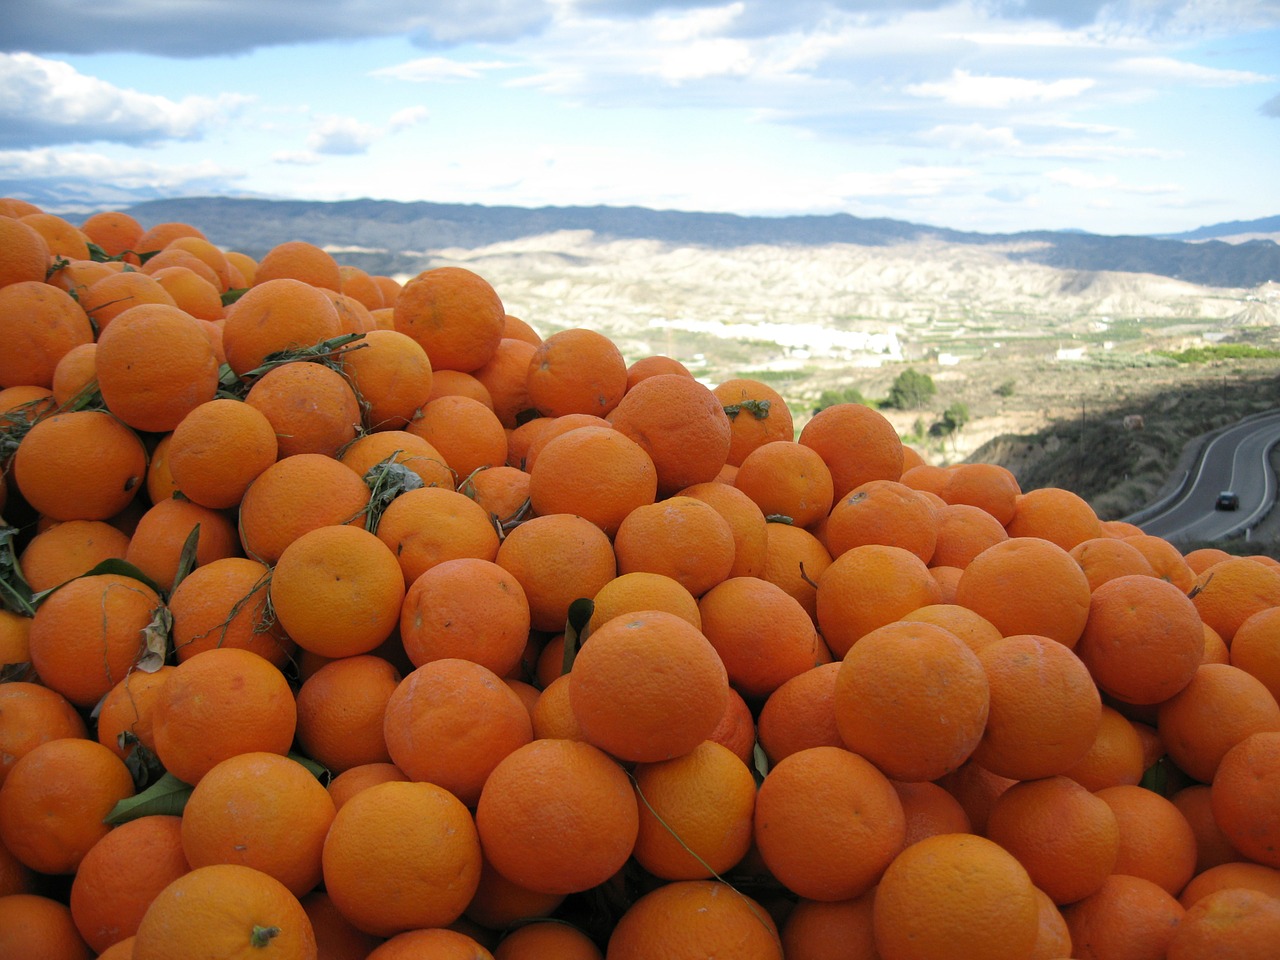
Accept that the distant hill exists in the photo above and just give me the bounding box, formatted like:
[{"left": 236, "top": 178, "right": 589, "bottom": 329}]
[
  {"left": 124, "top": 196, "right": 1280, "bottom": 289},
  {"left": 1159, "top": 215, "right": 1280, "bottom": 242}
]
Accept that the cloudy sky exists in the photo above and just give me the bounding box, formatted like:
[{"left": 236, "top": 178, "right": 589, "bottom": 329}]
[{"left": 2, "top": 1, "right": 1277, "bottom": 236}]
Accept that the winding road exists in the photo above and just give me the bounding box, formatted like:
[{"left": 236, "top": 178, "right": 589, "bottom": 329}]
[{"left": 1131, "top": 409, "right": 1280, "bottom": 544}]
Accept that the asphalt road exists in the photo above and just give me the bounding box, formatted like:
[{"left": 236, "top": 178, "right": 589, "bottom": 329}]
[{"left": 1134, "top": 409, "right": 1280, "bottom": 544}]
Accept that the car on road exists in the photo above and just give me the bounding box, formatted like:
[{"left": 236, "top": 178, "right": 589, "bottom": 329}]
[{"left": 1215, "top": 491, "right": 1240, "bottom": 511}]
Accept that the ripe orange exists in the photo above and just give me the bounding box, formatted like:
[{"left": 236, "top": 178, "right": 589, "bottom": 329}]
[
  {"left": 295, "top": 655, "right": 401, "bottom": 774},
  {"left": 569, "top": 609, "right": 729, "bottom": 763},
  {"left": 382, "top": 658, "right": 533, "bottom": 808},
  {"left": 1172, "top": 784, "right": 1245, "bottom": 875},
  {"left": 409, "top": 394, "right": 510, "bottom": 481},
  {"left": 0, "top": 215, "right": 51, "bottom": 288},
  {"left": 475, "top": 738, "right": 638, "bottom": 895},
  {"left": 495, "top": 513, "right": 617, "bottom": 633},
  {"left": 472, "top": 337, "right": 538, "bottom": 429},
  {"left": 338, "top": 428, "right": 456, "bottom": 491},
  {"left": 712, "top": 377, "right": 795, "bottom": 466},
  {"left": 606, "top": 880, "right": 782, "bottom": 960},
  {"left": 168, "top": 556, "right": 293, "bottom": 666},
  {"left": 221, "top": 278, "right": 342, "bottom": 376},
  {"left": 299, "top": 891, "right": 383, "bottom": 960},
  {"left": 133, "top": 864, "right": 316, "bottom": 960},
  {"left": 1156, "top": 663, "right": 1280, "bottom": 783},
  {"left": 244, "top": 359, "right": 361, "bottom": 460},
  {"left": 780, "top": 891, "right": 877, "bottom": 960},
  {"left": 325, "top": 762, "right": 409, "bottom": 812},
  {"left": 824, "top": 479, "right": 939, "bottom": 563},
  {"left": 1210, "top": 730, "right": 1280, "bottom": 869},
  {"left": 525, "top": 327, "right": 627, "bottom": 418},
  {"left": 833, "top": 619, "right": 989, "bottom": 782},
  {"left": 17, "top": 519, "right": 130, "bottom": 593},
  {"left": 754, "top": 745, "right": 905, "bottom": 902},
  {"left": 892, "top": 779, "right": 972, "bottom": 848},
  {"left": 1168, "top": 886, "right": 1280, "bottom": 960},
  {"left": 123, "top": 495, "right": 241, "bottom": 591},
  {"left": 872, "top": 833, "right": 1039, "bottom": 960},
  {"left": 168, "top": 398, "right": 279, "bottom": 509},
  {"left": 0, "top": 281, "right": 94, "bottom": 390},
  {"left": 394, "top": 266, "right": 506, "bottom": 373},
  {"left": 1178, "top": 861, "right": 1280, "bottom": 909},
  {"left": 0, "top": 893, "right": 92, "bottom": 960},
  {"left": 0, "top": 682, "right": 87, "bottom": 787},
  {"left": 938, "top": 461, "right": 1021, "bottom": 525},
  {"left": 1061, "top": 703, "right": 1147, "bottom": 792},
  {"left": 253, "top": 239, "right": 340, "bottom": 290},
  {"left": 376, "top": 485, "right": 501, "bottom": 588},
  {"left": 679, "top": 480, "right": 769, "bottom": 579},
  {"left": 80, "top": 269, "right": 178, "bottom": 334},
  {"left": 952, "top": 537, "right": 1093, "bottom": 649},
  {"left": 734, "top": 440, "right": 835, "bottom": 529},
  {"left": 929, "top": 502, "right": 1008, "bottom": 569},
  {"left": 528, "top": 425, "right": 658, "bottom": 536},
  {"left": 367, "top": 928, "right": 495, "bottom": 959},
  {"left": 1124, "top": 533, "right": 1198, "bottom": 591},
  {"left": 1231, "top": 606, "right": 1280, "bottom": 704},
  {"left": 973, "top": 633, "right": 1101, "bottom": 780},
  {"left": 1191, "top": 556, "right": 1280, "bottom": 644},
  {"left": 340, "top": 328, "right": 434, "bottom": 431},
  {"left": 1096, "top": 784, "right": 1198, "bottom": 896},
  {"left": 816, "top": 544, "right": 942, "bottom": 658},
  {"left": 1069, "top": 536, "right": 1157, "bottom": 591},
  {"left": 95, "top": 665, "right": 176, "bottom": 767},
  {"left": 798, "top": 402, "right": 903, "bottom": 500},
  {"left": 1061, "top": 873, "right": 1185, "bottom": 960},
  {"left": 610, "top": 373, "right": 734, "bottom": 496},
  {"left": 238, "top": 453, "right": 372, "bottom": 565},
  {"left": 756, "top": 662, "right": 843, "bottom": 764},
  {"left": 900, "top": 602, "right": 1003, "bottom": 654},
  {"left": 493, "top": 921, "right": 602, "bottom": 959}
]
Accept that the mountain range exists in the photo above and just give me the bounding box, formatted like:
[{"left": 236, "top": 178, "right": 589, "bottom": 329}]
[{"left": 120, "top": 197, "right": 1280, "bottom": 290}]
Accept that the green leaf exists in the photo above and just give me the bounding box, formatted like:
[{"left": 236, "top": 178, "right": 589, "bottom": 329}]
[
  {"left": 220, "top": 287, "right": 250, "bottom": 307},
  {"left": 752, "top": 742, "right": 770, "bottom": 785},
  {"left": 30, "top": 558, "right": 166, "bottom": 608},
  {"left": 0, "top": 525, "right": 35, "bottom": 616},
  {"left": 169, "top": 524, "right": 201, "bottom": 596},
  {"left": 723, "top": 398, "right": 771, "bottom": 421},
  {"left": 289, "top": 752, "right": 331, "bottom": 785},
  {"left": 103, "top": 772, "right": 194, "bottom": 824},
  {"left": 764, "top": 514, "right": 795, "bottom": 525},
  {"left": 1140, "top": 756, "right": 1171, "bottom": 797},
  {"left": 561, "top": 598, "right": 595, "bottom": 676},
  {"left": 362, "top": 456, "right": 426, "bottom": 534}
]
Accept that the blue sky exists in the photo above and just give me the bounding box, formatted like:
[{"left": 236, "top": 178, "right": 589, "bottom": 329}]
[{"left": 2, "top": 1, "right": 1278, "bottom": 236}]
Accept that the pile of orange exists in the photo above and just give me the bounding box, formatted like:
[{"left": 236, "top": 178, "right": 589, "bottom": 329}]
[{"left": 3, "top": 198, "right": 1280, "bottom": 960}]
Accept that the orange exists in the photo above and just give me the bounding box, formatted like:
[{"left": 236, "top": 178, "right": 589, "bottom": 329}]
[
  {"left": 872, "top": 832, "right": 1039, "bottom": 960},
  {"left": 21, "top": 212, "right": 90, "bottom": 260},
  {"left": 80, "top": 210, "right": 143, "bottom": 257},
  {"left": 0, "top": 681, "right": 87, "bottom": 787},
  {"left": 464, "top": 464, "right": 532, "bottom": 528},
  {"left": 529, "top": 673, "right": 585, "bottom": 741},
  {"left": 169, "top": 556, "right": 293, "bottom": 666},
  {"left": 758, "top": 522, "right": 832, "bottom": 623},
  {"left": 780, "top": 891, "right": 877, "bottom": 960},
  {"left": 613, "top": 495, "right": 736, "bottom": 598},
  {"left": 521, "top": 413, "right": 612, "bottom": 472},
  {"left": 1061, "top": 703, "right": 1147, "bottom": 792},
  {"left": 0, "top": 281, "right": 94, "bottom": 389},
  {"left": 27, "top": 572, "right": 162, "bottom": 708},
  {"left": 124, "top": 495, "right": 241, "bottom": 591},
  {"left": 368, "top": 928, "right": 495, "bottom": 959},
  {"left": 252, "top": 239, "right": 340, "bottom": 290},
  {"left": 133, "top": 863, "right": 316, "bottom": 960},
  {"left": 1075, "top": 573, "right": 1203, "bottom": 705},
  {"left": 1178, "top": 861, "right": 1280, "bottom": 909},
  {"left": 587, "top": 570, "right": 700, "bottom": 634},
  {"left": 1096, "top": 784, "right": 1198, "bottom": 896},
  {"left": 930, "top": 502, "right": 1009, "bottom": 569},
  {"left": 609, "top": 373, "right": 733, "bottom": 496},
  {"left": 49, "top": 257, "right": 117, "bottom": 301},
  {"left": 1173, "top": 784, "right": 1245, "bottom": 875},
  {"left": 50, "top": 340, "right": 98, "bottom": 406},
  {"left": 79, "top": 270, "right": 178, "bottom": 335},
  {"left": 1168, "top": 886, "right": 1280, "bottom": 960},
  {"left": 222, "top": 278, "right": 342, "bottom": 376},
  {"left": 270, "top": 524, "right": 405, "bottom": 658},
  {"left": 936, "top": 759, "right": 1018, "bottom": 835},
  {"left": 95, "top": 665, "right": 176, "bottom": 766},
  {"left": 400, "top": 557, "right": 531, "bottom": 677},
  {"left": 322, "top": 289, "right": 374, "bottom": 335},
  {"left": 606, "top": 880, "right": 782, "bottom": 960},
  {"left": 501, "top": 313, "right": 540, "bottom": 344},
  {"left": 952, "top": 537, "right": 1093, "bottom": 649},
  {"left": 1005, "top": 486, "right": 1103, "bottom": 550},
  {"left": 168, "top": 397, "right": 279, "bottom": 509},
  {"left": 797, "top": 402, "right": 903, "bottom": 500},
  {"left": 337, "top": 264, "right": 383, "bottom": 309},
  {"left": 493, "top": 921, "right": 602, "bottom": 959},
  {"left": 1231, "top": 606, "right": 1280, "bottom": 703},
  {"left": 340, "top": 328, "right": 434, "bottom": 431},
  {"left": 824, "top": 479, "right": 938, "bottom": 563},
  {"left": 300, "top": 891, "right": 383, "bottom": 960},
  {"left": 428, "top": 367, "right": 494, "bottom": 406},
  {"left": 150, "top": 265, "right": 224, "bottom": 320},
  {"left": 1070, "top": 535, "right": 1157, "bottom": 590},
  {"left": 939, "top": 461, "right": 1021, "bottom": 526},
  {"left": 734, "top": 440, "right": 834, "bottom": 529},
  {"left": 1185, "top": 546, "right": 1232, "bottom": 573},
  {"left": 394, "top": 266, "right": 506, "bottom": 372},
  {"left": 463, "top": 855, "right": 563, "bottom": 932},
  {"left": 1211, "top": 730, "right": 1280, "bottom": 869},
  {"left": 295, "top": 654, "right": 401, "bottom": 774},
  {"left": 709, "top": 685, "right": 757, "bottom": 767},
  {"left": 985, "top": 775, "right": 1119, "bottom": 905},
  {"left": 973, "top": 633, "right": 1101, "bottom": 780},
  {"left": 181, "top": 751, "right": 336, "bottom": 898},
  {"left": 0, "top": 893, "right": 92, "bottom": 960},
  {"left": 238, "top": 453, "right": 373, "bottom": 565},
  {"left": 699, "top": 576, "right": 826, "bottom": 701},
  {"left": 162, "top": 236, "right": 233, "bottom": 289},
  {"left": 495, "top": 513, "right": 617, "bottom": 633},
  {"left": 376, "top": 485, "right": 501, "bottom": 587},
  {"left": 382, "top": 658, "right": 533, "bottom": 807},
  {"left": 322, "top": 778, "right": 481, "bottom": 936},
  {"left": 0, "top": 215, "right": 51, "bottom": 288},
  {"left": 754, "top": 745, "right": 905, "bottom": 901},
  {"left": 1061, "top": 874, "right": 1185, "bottom": 960},
  {"left": 141, "top": 246, "right": 223, "bottom": 287},
  {"left": 569, "top": 610, "right": 729, "bottom": 763},
  {"left": 133, "top": 220, "right": 206, "bottom": 255},
  {"left": 892, "top": 779, "right": 972, "bottom": 848},
  {"left": 630, "top": 739, "right": 756, "bottom": 880},
  {"left": 711, "top": 377, "right": 795, "bottom": 467},
  {"left": 409, "top": 394, "right": 509, "bottom": 480},
  {"left": 626, "top": 354, "right": 692, "bottom": 389},
  {"left": 816, "top": 543, "right": 943, "bottom": 658},
  {"left": 834, "top": 619, "right": 989, "bottom": 782},
  {"left": 151, "top": 647, "right": 297, "bottom": 785},
  {"left": 1124, "top": 532, "right": 1198, "bottom": 592},
  {"left": 524, "top": 327, "right": 627, "bottom": 418},
  {"left": 678, "top": 480, "right": 769, "bottom": 579},
  {"left": 1156, "top": 663, "right": 1280, "bottom": 783},
  {"left": 13, "top": 410, "right": 148, "bottom": 521},
  {"left": 244, "top": 359, "right": 361, "bottom": 460},
  {"left": 900, "top": 602, "right": 1003, "bottom": 654},
  {"left": 338, "top": 428, "right": 455, "bottom": 491},
  {"left": 1190, "top": 555, "right": 1280, "bottom": 644},
  {"left": 476, "top": 738, "right": 637, "bottom": 895},
  {"left": 0, "top": 737, "right": 134, "bottom": 875},
  {"left": 17, "top": 519, "right": 130, "bottom": 593},
  {"left": 756, "top": 662, "right": 843, "bottom": 764},
  {"left": 527, "top": 425, "right": 658, "bottom": 536},
  {"left": 472, "top": 337, "right": 539, "bottom": 429},
  {"left": 325, "top": 762, "right": 408, "bottom": 812}
]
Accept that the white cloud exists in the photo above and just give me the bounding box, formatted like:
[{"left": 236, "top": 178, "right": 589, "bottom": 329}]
[
  {"left": 372, "top": 57, "right": 515, "bottom": 83},
  {"left": 388, "top": 106, "right": 429, "bottom": 130},
  {"left": 1045, "top": 167, "right": 1180, "bottom": 194},
  {"left": 0, "top": 146, "right": 239, "bottom": 187},
  {"left": 0, "top": 52, "right": 248, "bottom": 148},
  {"left": 308, "top": 115, "right": 380, "bottom": 155},
  {"left": 836, "top": 165, "right": 978, "bottom": 199},
  {"left": 1114, "top": 56, "right": 1273, "bottom": 85},
  {"left": 905, "top": 69, "right": 1095, "bottom": 108}
]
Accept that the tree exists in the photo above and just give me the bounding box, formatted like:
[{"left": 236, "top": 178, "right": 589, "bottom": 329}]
[
  {"left": 883, "top": 369, "right": 936, "bottom": 410},
  {"left": 813, "top": 385, "right": 867, "bottom": 414}
]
